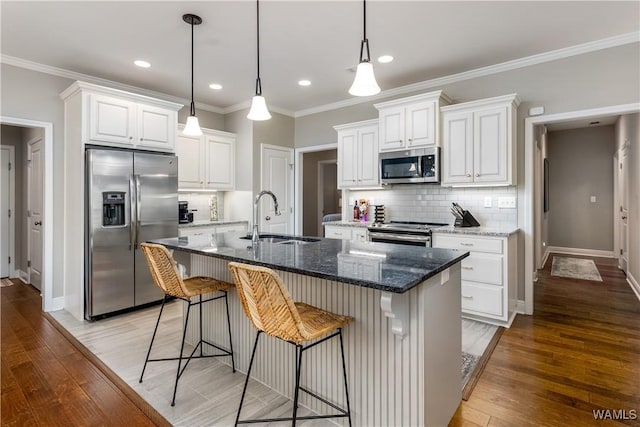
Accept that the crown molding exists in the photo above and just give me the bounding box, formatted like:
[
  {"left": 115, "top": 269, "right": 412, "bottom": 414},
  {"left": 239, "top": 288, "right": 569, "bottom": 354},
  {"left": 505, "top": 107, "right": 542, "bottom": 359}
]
[
  {"left": 0, "top": 54, "right": 224, "bottom": 114},
  {"left": 294, "top": 31, "right": 640, "bottom": 118}
]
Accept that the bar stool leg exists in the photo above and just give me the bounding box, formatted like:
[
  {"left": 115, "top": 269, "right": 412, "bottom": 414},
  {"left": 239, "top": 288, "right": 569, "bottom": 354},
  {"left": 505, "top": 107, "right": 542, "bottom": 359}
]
[
  {"left": 291, "top": 344, "right": 303, "bottom": 426},
  {"left": 224, "top": 291, "right": 236, "bottom": 372},
  {"left": 139, "top": 295, "right": 167, "bottom": 383},
  {"left": 235, "top": 331, "right": 262, "bottom": 426},
  {"left": 199, "top": 294, "right": 203, "bottom": 357},
  {"left": 171, "top": 301, "right": 192, "bottom": 406},
  {"left": 339, "top": 328, "right": 352, "bottom": 427}
]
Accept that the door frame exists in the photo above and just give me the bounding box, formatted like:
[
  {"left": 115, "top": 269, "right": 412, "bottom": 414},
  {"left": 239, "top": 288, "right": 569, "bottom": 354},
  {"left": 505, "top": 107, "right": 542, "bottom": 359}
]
[
  {"left": 0, "top": 116, "right": 55, "bottom": 312},
  {"left": 294, "top": 143, "right": 337, "bottom": 234},
  {"left": 260, "top": 143, "right": 295, "bottom": 233},
  {"left": 524, "top": 102, "right": 640, "bottom": 315},
  {"left": 317, "top": 158, "right": 337, "bottom": 236},
  {"left": 0, "top": 145, "right": 16, "bottom": 278}
]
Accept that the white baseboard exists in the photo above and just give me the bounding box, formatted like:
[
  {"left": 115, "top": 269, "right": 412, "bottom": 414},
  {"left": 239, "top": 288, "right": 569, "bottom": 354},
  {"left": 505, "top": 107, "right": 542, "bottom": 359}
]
[
  {"left": 516, "top": 300, "right": 526, "bottom": 314},
  {"left": 48, "top": 296, "right": 65, "bottom": 312},
  {"left": 628, "top": 272, "right": 640, "bottom": 302},
  {"left": 17, "top": 270, "right": 29, "bottom": 283},
  {"left": 546, "top": 246, "right": 614, "bottom": 258}
]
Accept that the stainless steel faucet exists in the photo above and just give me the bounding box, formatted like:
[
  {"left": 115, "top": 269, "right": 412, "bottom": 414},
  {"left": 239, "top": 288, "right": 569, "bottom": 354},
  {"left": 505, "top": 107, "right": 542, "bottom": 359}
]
[{"left": 252, "top": 190, "right": 281, "bottom": 245}]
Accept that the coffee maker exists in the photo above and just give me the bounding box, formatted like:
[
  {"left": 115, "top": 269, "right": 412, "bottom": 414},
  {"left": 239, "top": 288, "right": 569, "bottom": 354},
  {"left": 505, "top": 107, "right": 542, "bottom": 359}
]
[{"left": 178, "top": 201, "right": 193, "bottom": 224}]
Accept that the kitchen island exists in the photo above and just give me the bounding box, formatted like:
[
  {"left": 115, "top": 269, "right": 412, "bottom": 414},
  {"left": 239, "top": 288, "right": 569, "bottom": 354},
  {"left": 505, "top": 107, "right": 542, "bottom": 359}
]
[{"left": 151, "top": 231, "right": 468, "bottom": 426}]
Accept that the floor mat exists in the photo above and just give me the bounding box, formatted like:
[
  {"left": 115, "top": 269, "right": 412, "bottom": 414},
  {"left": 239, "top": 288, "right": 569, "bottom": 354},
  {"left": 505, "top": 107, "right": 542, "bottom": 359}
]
[{"left": 551, "top": 256, "right": 603, "bottom": 282}]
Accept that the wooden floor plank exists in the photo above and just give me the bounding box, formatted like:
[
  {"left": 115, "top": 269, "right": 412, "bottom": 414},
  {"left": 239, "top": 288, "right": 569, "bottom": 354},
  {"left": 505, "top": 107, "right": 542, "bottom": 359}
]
[{"left": 454, "top": 255, "right": 640, "bottom": 427}]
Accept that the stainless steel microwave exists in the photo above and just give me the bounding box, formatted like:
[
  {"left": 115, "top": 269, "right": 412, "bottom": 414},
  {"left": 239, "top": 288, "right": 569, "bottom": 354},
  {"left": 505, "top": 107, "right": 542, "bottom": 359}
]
[{"left": 379, "top": 147, "right": 440, "bottom": 184}]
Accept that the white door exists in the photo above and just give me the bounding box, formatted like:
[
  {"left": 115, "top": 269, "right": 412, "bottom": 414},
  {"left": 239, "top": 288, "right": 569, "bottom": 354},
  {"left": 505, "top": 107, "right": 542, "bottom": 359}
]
[
  {"left": 176, "top": 134, "right": 204, "bottom": 188},
  {"left": 357, "top": 125, "right": 379, "bottom": 186},
  {"left": 205, "top": 135, "right": 235, "bottom": 190},
  {"left": 89, "top": 94, "right": 135, "bottom": 145},
  {"left": 1, "top": 147, "right": 12, "bottom": 277},
  {"left": 474, "top": 106, "right": 508, "bottom": 184},
  {"left": 136, "top": 104, "right": 173, "bottom": 150},
  {"left": 261, "top": 145, "right": 294, "bottom": 234},
  {"left": 337, "top": 129, "right": 357, "bottom": 188},
  {"left": 28, "top": 138, "right": 44, "bottom": 290},
  {"left": 442, "top": 111, "right": 474, "bottom": 185},
  {"left": 406, "top": 101, "right": 436, "bottom": 148},
  {"left": 619, "top": 146, "right": 629, "bottom": 273},
  {"left": 378, "top": 106, "right": 405, "bottom": 151}
]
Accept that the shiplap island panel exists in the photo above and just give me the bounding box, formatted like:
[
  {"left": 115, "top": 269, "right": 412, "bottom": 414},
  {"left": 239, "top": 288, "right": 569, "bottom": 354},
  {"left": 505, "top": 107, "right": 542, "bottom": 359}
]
[{"left": 151, "top": 231, "right": 468, "bottom": 426}]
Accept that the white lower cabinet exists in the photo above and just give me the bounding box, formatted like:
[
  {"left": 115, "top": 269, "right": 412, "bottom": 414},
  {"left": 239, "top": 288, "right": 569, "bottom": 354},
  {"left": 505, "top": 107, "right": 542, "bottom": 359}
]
[
  {"left": 178, "top": 223, "right": 247, "bottom": 237},
  {"left": 324, "top": 225, "right": 369, "bottom": 242},
  {"left": 433, "top": 232, "right": 517, "bottom": 326}
]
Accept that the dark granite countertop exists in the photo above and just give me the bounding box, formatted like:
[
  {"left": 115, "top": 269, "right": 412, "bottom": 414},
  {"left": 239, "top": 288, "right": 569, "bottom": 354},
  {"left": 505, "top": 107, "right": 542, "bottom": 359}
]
[{"left": 150, "top": 231, "right": 468, "bottom": 294}]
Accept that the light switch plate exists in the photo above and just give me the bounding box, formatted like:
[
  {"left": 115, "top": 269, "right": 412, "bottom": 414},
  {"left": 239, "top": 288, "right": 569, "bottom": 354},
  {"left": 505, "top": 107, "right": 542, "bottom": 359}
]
[
  {"left": 498, "top": 196, "right": 517, "bottom": 208},
  {"left": 484, "top": 197, "right": 492, "bottom": 207}
]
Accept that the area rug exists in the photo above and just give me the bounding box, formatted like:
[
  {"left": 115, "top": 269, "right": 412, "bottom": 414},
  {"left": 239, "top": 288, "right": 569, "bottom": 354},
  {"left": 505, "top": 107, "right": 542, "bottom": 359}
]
[
  {"left": 551, "top": 256, "right": 602, "bottom": 282},
  {"left": 461, "top": 322, "right": 504, "bottom": 401},
  {"left": 1, "top": 278, "right": 16, "bottom": 287}
]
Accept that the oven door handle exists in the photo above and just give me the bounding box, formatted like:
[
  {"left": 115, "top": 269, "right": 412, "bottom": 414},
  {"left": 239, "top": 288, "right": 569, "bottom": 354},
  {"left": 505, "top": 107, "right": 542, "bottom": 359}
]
[{"left": 369, "top": 232, "right": 431, "bottom": 243}]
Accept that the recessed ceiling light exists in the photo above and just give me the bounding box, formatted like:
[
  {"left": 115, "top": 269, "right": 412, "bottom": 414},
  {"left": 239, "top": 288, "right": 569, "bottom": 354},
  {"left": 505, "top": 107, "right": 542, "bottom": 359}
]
[
  {"left": 378, "top": 55, "right": 394, "bottom": 63},
  {"left": 134, "top": 60, "right": 151, "bottom": 68},
  {"left": 209, "top": 83, "right": 223, "bottom": 90},
  {"left": 298, "top": 80, "right": 311, "bottom": 87}
]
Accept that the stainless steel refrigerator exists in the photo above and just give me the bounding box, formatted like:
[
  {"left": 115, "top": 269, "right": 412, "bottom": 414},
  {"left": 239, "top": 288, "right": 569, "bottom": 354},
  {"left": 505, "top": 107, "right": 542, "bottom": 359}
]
[{"left": 85, "top": 148, "right": 178, "bottom": 319}]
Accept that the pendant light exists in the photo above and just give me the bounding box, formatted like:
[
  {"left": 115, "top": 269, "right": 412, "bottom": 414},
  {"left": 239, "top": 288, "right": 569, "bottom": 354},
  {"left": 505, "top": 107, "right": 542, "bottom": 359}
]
[
  {"left": 183, "top": 13, "right": 203, "bottom": 136},
  {"left": 349, "top": 0, "right": 380, "bottom": 97},
  {"left": 247, "top": 0, "right": 271, "bottom": 121}
]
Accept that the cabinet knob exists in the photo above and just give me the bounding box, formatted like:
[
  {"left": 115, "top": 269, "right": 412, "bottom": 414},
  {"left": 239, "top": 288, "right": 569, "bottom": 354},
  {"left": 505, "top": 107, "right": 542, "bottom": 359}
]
[
  {"left": 408, "top": 138, "right": 412, "bottom": 142},
  {"left": 466, "top": 174, "right": 471, "bottom": 177},
  {"left": 475, "top": 173, "right": 480, "bottom": 177},
  {"left": 129, "top": 136, "right": 133, "bottom": 140},
  {"left": 140, "top": 138, "right": 143, "bottom": 141},
  {"left": 265, "top": 215, "right": 271, "bottom": 221}
]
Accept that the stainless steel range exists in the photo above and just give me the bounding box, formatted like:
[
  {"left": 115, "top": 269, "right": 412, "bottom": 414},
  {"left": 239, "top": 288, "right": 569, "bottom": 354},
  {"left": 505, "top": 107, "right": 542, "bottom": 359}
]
[{"left": 368, "top": 221, "right": 448, "bottom": 247}]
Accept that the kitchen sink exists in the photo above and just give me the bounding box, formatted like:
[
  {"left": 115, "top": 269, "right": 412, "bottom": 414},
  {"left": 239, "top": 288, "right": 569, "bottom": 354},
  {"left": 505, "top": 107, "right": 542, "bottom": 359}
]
[{"left": 240, "top": 234, "right": 321, "bottom": 244}]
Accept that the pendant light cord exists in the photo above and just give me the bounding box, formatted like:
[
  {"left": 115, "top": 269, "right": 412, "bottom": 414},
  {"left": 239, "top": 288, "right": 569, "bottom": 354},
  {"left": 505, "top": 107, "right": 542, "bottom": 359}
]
[
  {"left": 255, "top": 0, "right": 262, "bottom": 96},
  {"left": 190, "top": 18, "right": 196, "bottom": 116},
  {"left": 359, "top": 0, "right": 371, "bottom": 63}
]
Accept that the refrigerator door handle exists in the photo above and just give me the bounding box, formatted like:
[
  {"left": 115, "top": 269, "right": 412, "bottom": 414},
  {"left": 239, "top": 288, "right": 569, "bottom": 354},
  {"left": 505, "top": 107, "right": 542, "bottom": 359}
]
[
  {"left": 135, "top": 174, "right": 142, "bottom": 249},
  {"left": 129, "top": 175, "right": 136, "bottom": 251}
]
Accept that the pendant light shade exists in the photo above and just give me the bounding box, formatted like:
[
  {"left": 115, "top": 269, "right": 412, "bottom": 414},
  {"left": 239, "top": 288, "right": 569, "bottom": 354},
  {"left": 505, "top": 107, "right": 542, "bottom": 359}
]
[
  {"left": 349, "top": 0, "right": 380, "bottom": 97},
  {"left": 248, "top": 0, "right": 271, "bottom": 121},
  {"left": 183, "top": 13, "right": 203, "bottom": 136}
]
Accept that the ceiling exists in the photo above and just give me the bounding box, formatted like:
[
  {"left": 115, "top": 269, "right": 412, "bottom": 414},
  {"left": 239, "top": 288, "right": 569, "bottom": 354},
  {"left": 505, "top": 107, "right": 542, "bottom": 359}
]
[{"left": 2, "top": 1, "right": 639, "bottom": 115}]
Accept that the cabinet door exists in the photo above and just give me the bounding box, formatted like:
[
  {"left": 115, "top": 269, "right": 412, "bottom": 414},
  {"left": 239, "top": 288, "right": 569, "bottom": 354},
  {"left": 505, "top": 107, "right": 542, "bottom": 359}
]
[
  {"left": 357, "top": 126, "right": 379, "bottom": 186},
  {"left": 378, "top": 107, "right": 405, "bottom": 151},
  {"left": 473, "top": 106, "right": 508, "bottom": 184},
  {"left": 89, "top": 94, "right": 135, "bottom": 145},
  {"left": 137, "top": 104, "right": 175, "bottom": 151},
  {"left": 176, "top": 134, "right": 204, "bottom": 189},
  {"left": 442, "top": 111, "right": 474, "bottom": 185},
  {"left": 205, "top": 135, "right": 235, "bottom": 190},
  {"left": 338, "top": 130, "right": 358, "bottom": 188},
  {"left": 406, "top": 101, "right": 435, "bottom": 148}
]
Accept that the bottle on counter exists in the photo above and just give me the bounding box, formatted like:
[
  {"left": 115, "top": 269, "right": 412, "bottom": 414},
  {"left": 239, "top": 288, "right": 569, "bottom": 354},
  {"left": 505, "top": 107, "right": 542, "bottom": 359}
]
[{"left": 353, "top": 201, "right": 360, "bottom": 220}]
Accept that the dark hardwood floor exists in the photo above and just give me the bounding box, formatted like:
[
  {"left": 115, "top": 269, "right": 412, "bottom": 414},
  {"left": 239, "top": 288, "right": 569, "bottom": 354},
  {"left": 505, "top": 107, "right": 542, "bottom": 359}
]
[
  {"left": 452, "top": 255, "right": 640, "bottom": 427},
  {"left": 1, "top": 280, "right": 158, "bottom": 427}
]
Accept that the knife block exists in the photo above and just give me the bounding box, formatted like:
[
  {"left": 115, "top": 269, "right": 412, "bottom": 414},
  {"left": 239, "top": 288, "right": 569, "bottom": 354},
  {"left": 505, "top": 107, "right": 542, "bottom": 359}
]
[{"left": 454, "top": 210, "right": 480, "bottom": 227}]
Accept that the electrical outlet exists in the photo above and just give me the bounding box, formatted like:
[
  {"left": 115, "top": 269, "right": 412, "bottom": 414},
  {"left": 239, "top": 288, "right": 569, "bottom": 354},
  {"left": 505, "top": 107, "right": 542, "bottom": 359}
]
[
  {"left": 498, "top": 196, "right": 517, "bottom": 209},
  {"left": 484, "top": 197, "right": 492, "bottom": 207}
]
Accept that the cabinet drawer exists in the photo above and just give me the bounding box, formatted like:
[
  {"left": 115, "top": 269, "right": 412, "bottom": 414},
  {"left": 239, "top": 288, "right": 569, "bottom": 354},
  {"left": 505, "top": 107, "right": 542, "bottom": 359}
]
[
  {"left": 352, "top": 228, "right": 368, "bottom": 242},
  {"left": 461, "top": 283, "right": 503, "bottom": 317},
  {"left": 433, "top": 234, "right": 503, "bottom": 254},
  {"left": 325, "top": 227, "right": 351, "bottom": 240},
  {"left": 461, "top": 253, "right": 503, "bottom": 285}
]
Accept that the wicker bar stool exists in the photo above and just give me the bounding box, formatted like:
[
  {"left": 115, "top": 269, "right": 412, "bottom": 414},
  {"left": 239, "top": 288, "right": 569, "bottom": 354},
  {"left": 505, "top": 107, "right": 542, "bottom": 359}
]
[
  {"left": 228, "top": 261, "right": 353, "bottom": 426},
  {"left": 139, "top": 243, "right": 235, "bottom": 406}
]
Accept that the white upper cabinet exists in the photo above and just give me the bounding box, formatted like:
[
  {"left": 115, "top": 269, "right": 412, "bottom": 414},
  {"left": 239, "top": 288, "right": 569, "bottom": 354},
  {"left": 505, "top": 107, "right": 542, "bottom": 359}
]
[
  {"left": 61, "top": 81, "right": 182, "bottom": 153},
  {"left": 335, "top": 119, "right": 379, "bottom": 189},
  {"left": 176, "top": 126, "right": 236, "bottom": 191},
  {"left": 441, "top": 94, "right": 520, "bottom": 187},
  {"left": 374, "top": 91, "right": 451, "bottom": 152}
]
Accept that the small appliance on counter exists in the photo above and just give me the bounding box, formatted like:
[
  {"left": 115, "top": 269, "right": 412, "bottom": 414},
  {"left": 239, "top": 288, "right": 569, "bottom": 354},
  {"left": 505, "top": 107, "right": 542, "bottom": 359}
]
[
  {"left": 179, "top": 201, "right": 194, "bottom": 224},
  {"left": 451, "top": 202, "right": 480, "bottom": 227}
]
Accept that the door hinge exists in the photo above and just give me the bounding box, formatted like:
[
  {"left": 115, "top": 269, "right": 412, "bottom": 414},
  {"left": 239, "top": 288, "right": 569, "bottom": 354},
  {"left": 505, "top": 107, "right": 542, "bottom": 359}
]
[
  {"left": 7, "top": 209, "right": 10, "bottom": 218},
  {"left": 620, "top": 249, "right": 623, "bottom": 255},
  {"left": 27, "top": 260, "right": 31, "bottom": 268},
  {"left": 8, "top": 256, "right": 10, "bottom": 264},
  {"left": 8, "top": 162, "right": 11, "bottom": 171}
]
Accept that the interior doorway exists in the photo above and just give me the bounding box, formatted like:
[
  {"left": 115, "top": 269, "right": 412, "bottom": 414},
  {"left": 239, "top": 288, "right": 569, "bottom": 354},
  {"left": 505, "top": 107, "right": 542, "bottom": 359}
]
[
  {"left": 316, "top": 159, "right": 339, "bottom": 236},
  {"left": 1, "top": 144, "right": 15, "bottom": 278}
]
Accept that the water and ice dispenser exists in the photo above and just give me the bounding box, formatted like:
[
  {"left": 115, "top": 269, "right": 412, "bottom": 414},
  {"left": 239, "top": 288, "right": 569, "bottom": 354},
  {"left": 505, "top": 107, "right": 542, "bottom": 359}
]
[{"left": 102, "top": 192, "right": 125, "bottom": 226}]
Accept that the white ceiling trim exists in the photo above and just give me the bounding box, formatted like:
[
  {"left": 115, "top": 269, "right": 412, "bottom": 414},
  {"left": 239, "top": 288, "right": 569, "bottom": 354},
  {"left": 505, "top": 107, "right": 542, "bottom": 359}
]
[
  {"left": 295, "top": 31, "right": 640, "bottom": 118},
  {"left": 0, "top": 54, "right": 225, "bottom": 114}
]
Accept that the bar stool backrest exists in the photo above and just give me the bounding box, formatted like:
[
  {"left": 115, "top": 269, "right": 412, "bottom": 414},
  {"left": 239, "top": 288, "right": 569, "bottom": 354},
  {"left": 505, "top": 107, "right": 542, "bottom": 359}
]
[
  {"left": 140, "top": 243, "right": 190, "bottom": 299},
  {"left": 228, "top": 262, "right": 308, "bottom": 344}
]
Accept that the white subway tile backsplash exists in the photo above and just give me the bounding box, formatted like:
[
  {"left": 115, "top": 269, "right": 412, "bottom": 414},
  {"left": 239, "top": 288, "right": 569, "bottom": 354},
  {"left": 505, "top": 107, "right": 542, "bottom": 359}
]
[{"left": 347, "top": 185, "right": 518, "bottom": 228}]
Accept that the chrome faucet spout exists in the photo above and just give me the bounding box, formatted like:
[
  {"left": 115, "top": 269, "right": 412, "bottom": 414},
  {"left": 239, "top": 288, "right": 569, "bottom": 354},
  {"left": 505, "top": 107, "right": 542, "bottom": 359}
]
[{"left": 252, "top": 190, "right": 281, "bottom": 245}]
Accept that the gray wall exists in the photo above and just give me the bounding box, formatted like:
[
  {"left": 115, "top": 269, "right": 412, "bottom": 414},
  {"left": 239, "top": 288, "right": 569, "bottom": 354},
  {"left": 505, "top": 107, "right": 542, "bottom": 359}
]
[
  {"left": 547, "top": 126, "right": 615, "bottom": 251},
  {"left": 178, "top": 107, "right": 224, "bottom": 131},
  {"left": 1, "top": 125, "right": 26, "bottom": 273},
  {"left": 302, "top": 149, "right": 337, "bottom": 236},
  {"left": 616, "top": 113, "right": 640, "bottom": 290}
]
